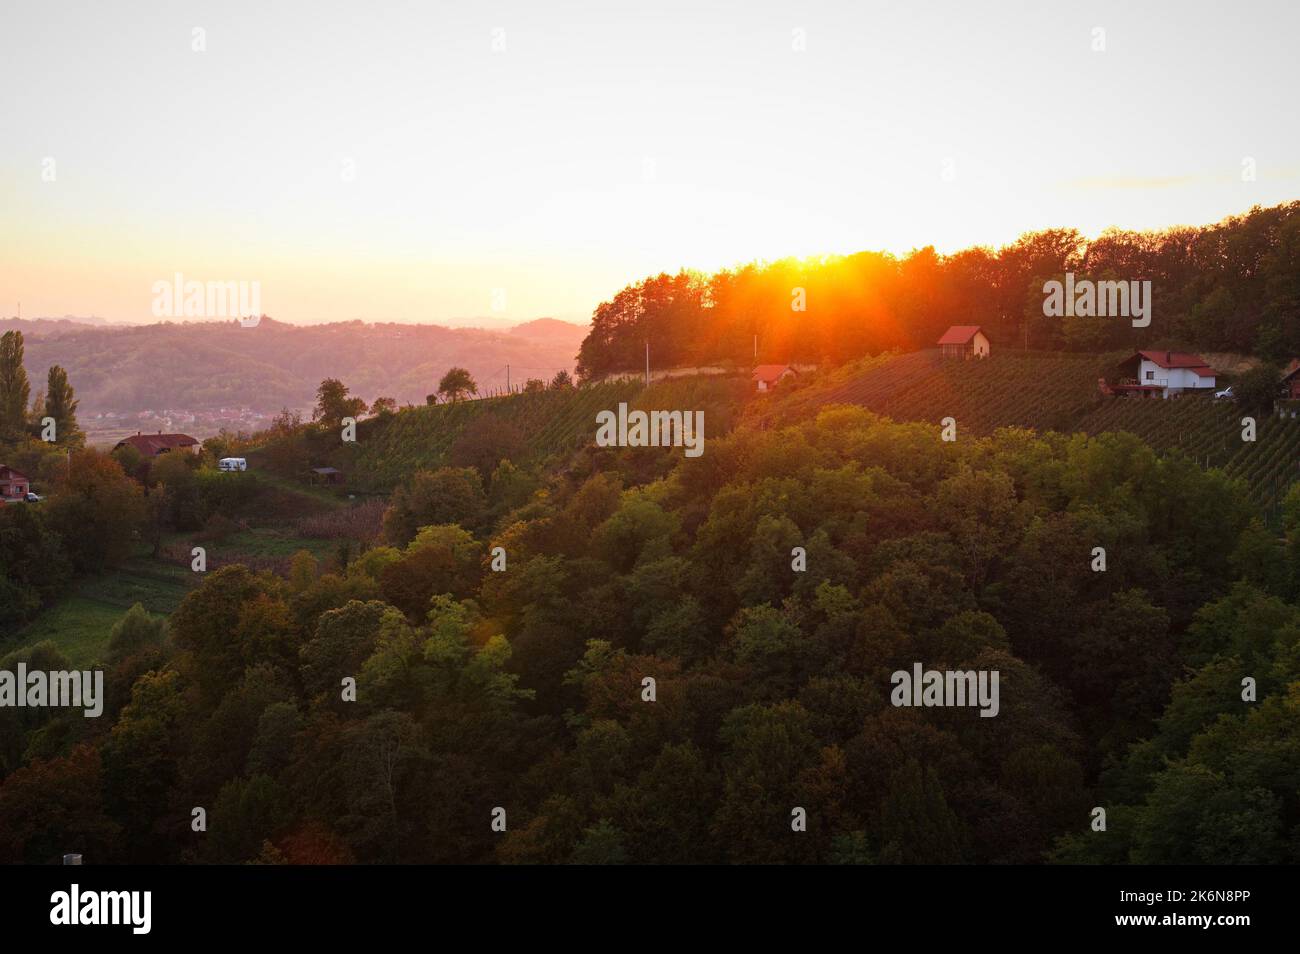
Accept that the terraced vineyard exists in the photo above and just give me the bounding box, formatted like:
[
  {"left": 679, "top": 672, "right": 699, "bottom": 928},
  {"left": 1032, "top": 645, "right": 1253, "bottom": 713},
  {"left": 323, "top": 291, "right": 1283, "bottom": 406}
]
[
  {"left": 758, "top": 349, "right": 1299, "bottom": 522},
  {"left": 344, "top": 375, "right": 751, "bottom": 490},
  {"left": 760, "top": 350, "right": 1116, "bottom": 434},
  {"left": 1076, "top": 398, "right": 1300, "bottom": 521}
]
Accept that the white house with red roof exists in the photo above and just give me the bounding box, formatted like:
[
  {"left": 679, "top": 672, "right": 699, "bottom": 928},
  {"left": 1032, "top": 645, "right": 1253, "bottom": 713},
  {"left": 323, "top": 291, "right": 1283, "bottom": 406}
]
[
  {"left": 937, "top": 325, "right": 990, "bottom": 359},
  {"left": 1112, "top": 351, "right": 1216, "bottom": 398}
]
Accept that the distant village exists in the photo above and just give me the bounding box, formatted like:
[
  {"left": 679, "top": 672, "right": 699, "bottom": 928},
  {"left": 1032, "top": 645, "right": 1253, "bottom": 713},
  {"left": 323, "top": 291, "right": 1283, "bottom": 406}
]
[{"left": 81, "top": 405, "right": 295, "bottom": 448}]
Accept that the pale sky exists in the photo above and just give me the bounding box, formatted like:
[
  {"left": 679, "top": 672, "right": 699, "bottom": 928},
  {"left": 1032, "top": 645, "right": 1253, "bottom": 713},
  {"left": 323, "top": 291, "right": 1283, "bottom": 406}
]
[{"left": 2, "top": 0, "right": 1297, "bottom": 325}]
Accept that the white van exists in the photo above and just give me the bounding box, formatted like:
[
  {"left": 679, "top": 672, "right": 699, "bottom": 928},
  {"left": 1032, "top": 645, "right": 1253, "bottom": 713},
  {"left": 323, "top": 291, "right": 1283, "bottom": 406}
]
[{"left": 218, "top": 457, "right": 248, "bottom": 472}]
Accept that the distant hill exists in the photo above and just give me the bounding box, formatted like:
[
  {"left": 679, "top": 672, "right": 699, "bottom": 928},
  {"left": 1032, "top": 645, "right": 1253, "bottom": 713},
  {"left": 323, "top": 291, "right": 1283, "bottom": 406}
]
[
  {"left": 9, "top": 316, "right": 589, "bottom": 417},
  {"left": 0, "top": 316, "right": 131, "bottom": 335}
]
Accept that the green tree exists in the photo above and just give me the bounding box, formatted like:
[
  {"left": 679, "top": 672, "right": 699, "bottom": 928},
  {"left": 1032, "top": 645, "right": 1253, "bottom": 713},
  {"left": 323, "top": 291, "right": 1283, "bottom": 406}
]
[
  {"left": 169, "top": 565, "right": 284, "bottom": 704},
  {"left": 437, "top": 367, "right": 478, "bottom": 403},
  {"left": 42, "top": 365, "right": 81, "bottom": 445},
  {"left": 313, "top": 378, "right": 367, "bottom": 429},
  {"left": 379, "top": 524, "right": 483, "bottom": 618},
  {"left": 1234, "top": 362, "right": 1282, "bottom": 413},
  {"left": 382, "top": 467, "right": 486, "bottom": 545},
  {"left": 0, "top": 330, "right": 31, "bottom": 439},
  {"left": 107, "top": 603, "right": 167, "bottom": 664},
  {"left": 569, "top": 820, "right": 628, "bottom": 864},
  {"left": 878, "top": 760, "right": 970, "bottom": 864}
]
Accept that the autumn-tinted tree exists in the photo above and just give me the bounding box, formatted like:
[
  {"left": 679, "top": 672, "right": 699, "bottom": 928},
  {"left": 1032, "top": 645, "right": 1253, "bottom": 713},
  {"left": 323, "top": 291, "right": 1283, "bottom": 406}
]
[{"left": 42, "top": 449, "right": 146, "bottom": 572}]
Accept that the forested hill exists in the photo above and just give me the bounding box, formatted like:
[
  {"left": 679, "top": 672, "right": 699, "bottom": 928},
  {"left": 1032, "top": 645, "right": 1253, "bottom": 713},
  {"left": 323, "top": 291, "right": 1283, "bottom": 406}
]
[
  {"left": 6, "top": 392, "right": 1299, "bottom": 864},
  {"left": 11, "top": 317, "right": 588, "bottom": 415},
  {"left": 576, "top": 201, "right": 1300, "bottom": 378}
]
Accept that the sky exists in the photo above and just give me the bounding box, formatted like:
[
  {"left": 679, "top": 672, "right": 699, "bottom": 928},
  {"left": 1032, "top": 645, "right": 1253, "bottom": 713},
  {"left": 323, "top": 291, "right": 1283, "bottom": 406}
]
[{"left": 2, "top": 0, "right": 1298, "bottom": 326}]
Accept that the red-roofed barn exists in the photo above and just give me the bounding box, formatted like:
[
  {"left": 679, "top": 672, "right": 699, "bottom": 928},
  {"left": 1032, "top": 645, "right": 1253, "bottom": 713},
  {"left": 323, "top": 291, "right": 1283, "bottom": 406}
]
[{"left": 937, "top": 326, "right": 990, "bottom": 359}]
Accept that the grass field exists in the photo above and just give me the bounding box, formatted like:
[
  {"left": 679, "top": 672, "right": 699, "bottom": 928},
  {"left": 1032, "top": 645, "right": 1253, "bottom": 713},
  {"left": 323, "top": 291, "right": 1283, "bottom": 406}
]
[
  {"left": 1, "top": 556, "right": 196, "bottom": 667},
  {"left": 1, "top": 598, "right": 128, "bottom": 668},
  {"left": 212, "top": 527, "right": 341, "bottom": 562},
  {"left": 3, "top": 513, "right": 362, "bottom": 665}
]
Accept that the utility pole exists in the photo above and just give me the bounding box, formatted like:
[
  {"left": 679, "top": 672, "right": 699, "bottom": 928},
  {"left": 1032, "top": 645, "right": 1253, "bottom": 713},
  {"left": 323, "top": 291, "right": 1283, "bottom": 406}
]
[
  {"left": 506, "top": 364, "right": 510, "bottom": 392},
  {"left": 645, "top": 340, "right": 650, "bottom": 385}
]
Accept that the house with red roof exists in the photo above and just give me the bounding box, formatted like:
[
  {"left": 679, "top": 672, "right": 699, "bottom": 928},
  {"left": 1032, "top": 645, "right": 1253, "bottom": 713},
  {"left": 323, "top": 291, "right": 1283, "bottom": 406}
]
[
  {"left": 752, "top": 364, "right": 798, "bottom": 393},
  {"left": 1281, "top": 358, "right": 1300, "bottom": 400},
  {"left": 113, "top": 431, "right": 201, "bottom": 458},
  {"left": 0, "top": 465, "right": 31, "bottom": 502},
  {"left": 937, "top": 325, "right": 990, "bottom": 359},
  {"left": 1111, "top": 351, "right": 1216, "bottom": 399}
]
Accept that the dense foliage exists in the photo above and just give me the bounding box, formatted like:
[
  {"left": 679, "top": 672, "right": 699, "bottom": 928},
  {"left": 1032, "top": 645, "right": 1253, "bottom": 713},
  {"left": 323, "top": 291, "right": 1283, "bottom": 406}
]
[{"left": 5, "top": 405, "right": 1298, "bottom": 864}]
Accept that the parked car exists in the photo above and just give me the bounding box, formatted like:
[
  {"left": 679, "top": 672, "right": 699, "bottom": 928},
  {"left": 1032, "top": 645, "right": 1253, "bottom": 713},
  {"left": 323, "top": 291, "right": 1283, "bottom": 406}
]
[
  {"left": 1214, "top": 386, "right": 1234, "bottom": 400},
  {"left": 23, "top": 492, "right": 42, "bottom": 502},
  {"left": 218, "top": 457, "right": 248, "bottom": 472}
]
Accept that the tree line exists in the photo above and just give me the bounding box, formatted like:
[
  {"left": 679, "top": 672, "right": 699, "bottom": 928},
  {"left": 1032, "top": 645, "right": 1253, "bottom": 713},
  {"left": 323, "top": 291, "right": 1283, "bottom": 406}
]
[
  {"left": 576, "top": 201, "right": 1300, "bottom": 379},
  {"left": 0, "top": 330, "right": 82, "bottom": 446}
]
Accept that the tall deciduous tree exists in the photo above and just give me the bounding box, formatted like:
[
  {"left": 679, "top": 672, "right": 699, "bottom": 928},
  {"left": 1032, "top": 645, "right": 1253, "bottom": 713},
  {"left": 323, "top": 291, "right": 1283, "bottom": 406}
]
[
  {"left": 0, "top": 330, "right": 31, "bottom": 439},
  {"left": 43, "top": 364, "right": 81, "bottom": 444}
]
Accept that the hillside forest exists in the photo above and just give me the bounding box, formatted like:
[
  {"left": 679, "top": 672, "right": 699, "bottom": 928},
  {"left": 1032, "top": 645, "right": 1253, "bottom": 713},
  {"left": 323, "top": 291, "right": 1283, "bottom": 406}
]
[{"left": 2, "top": 200, "right": 1300, "bottom": 864}]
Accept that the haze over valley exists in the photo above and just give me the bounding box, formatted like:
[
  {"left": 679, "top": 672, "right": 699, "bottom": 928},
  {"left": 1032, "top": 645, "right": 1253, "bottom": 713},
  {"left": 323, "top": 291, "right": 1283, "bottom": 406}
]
[{"left": 0, "top": 316, "right": 588, "bottom": 444}]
